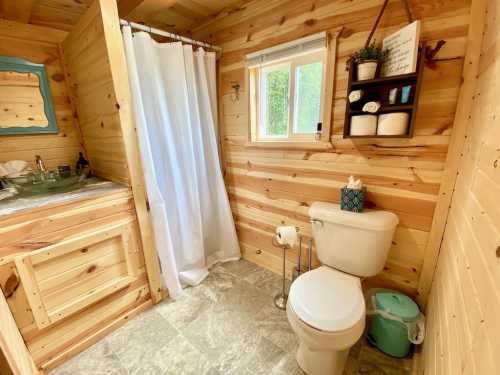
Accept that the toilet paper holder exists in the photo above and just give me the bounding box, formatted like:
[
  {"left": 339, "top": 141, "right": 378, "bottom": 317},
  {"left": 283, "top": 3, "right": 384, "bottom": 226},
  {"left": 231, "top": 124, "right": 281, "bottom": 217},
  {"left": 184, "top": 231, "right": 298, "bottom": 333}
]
[
  {"left": 271, "top": 235, "right": 288, "bottom": 248},
  {"left": 272, "top": 226, "right": 300, "bottom": 310}
]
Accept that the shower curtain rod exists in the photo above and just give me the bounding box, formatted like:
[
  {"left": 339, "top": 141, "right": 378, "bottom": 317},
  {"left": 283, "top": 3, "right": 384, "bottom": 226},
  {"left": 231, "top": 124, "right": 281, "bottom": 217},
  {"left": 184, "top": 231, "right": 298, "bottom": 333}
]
[{"left": 120, "top": 19, "right": 222, "bottom": 52}]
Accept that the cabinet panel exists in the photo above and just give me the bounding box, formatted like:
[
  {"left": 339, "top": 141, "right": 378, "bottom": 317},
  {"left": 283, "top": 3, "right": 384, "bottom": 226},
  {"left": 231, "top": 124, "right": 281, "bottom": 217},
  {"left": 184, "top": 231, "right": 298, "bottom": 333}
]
[{"left": 14, "top": 220, "right": 137, "bottom": 329}]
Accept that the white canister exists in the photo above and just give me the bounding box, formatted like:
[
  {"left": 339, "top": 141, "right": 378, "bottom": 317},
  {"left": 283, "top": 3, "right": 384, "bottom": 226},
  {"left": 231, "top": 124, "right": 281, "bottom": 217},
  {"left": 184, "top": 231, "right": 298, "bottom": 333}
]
[
  {"left": 377, "top": 112, "right": 410, "bottom": 135},
  {"left": 357, "top": 61, "right": 378, "bottom": 80},
  {"left": 350, "top": 115, "right": 378, "bottom": 136}
]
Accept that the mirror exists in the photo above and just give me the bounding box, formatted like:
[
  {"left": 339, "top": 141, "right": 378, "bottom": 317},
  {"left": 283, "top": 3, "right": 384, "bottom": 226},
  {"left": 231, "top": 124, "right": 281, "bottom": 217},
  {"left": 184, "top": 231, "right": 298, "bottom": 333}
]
[{"left": 0, "top": 56, "right": 58, "bottom": 135}]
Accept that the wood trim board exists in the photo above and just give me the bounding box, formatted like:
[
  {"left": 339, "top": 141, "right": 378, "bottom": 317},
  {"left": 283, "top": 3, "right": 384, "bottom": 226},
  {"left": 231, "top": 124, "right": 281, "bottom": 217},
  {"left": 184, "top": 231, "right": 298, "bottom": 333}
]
[
  {"left": 92, "top": 0, "right": 163, "bottom": 303},
  {"left": 0, "top": 291, "right": 40, "bottom": 375}
]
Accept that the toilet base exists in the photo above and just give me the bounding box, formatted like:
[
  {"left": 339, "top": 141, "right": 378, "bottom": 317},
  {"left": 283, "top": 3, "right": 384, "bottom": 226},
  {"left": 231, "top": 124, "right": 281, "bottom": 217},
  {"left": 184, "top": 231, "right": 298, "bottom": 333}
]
[{"left": 296, "top": 342, "right": 349, "bottom": 375}]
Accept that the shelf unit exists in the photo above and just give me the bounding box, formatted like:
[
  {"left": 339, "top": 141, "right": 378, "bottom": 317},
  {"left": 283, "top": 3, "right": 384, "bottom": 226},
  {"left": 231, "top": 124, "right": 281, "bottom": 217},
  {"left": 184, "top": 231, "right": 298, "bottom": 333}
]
[{"left": 343, "top": 43, "right": 426, "bottom": 139}]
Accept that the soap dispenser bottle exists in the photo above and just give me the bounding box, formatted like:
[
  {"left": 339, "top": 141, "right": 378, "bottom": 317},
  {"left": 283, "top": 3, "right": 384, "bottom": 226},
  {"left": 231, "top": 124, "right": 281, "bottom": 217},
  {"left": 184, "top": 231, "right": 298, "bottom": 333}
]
[{"left": 76, "top": 152, "right": 90, "bottom": 176}]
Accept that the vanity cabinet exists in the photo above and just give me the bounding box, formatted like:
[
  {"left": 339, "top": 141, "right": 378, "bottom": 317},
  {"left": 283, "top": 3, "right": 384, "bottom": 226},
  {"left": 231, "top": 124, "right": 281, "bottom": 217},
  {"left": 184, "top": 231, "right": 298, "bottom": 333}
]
[
  {"left": 15, "top": 219, "right": 139, "bottom": 330},
  {"left": 0, "top": 188, "right": 152, "bottom": 372}
]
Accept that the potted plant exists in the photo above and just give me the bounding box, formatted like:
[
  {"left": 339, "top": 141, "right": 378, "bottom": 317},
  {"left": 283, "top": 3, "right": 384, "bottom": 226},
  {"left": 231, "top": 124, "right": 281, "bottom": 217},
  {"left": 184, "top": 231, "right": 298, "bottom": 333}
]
[{"left": 348, "top": 42, "right": 388, "bottom": 80}]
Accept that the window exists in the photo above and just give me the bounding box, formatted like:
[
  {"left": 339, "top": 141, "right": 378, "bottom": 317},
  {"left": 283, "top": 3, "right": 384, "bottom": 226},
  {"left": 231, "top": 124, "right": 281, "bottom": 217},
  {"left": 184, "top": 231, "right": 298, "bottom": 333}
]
[{"left": 247, "top": 32, "right": 336, "bottom": 146}]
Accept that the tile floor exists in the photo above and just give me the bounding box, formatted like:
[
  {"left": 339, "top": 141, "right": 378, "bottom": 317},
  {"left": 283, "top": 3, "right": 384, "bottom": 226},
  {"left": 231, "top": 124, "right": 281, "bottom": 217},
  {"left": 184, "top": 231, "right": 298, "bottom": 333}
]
[{"left": 49, "top": 260, "right": 414, "bottom": 375}]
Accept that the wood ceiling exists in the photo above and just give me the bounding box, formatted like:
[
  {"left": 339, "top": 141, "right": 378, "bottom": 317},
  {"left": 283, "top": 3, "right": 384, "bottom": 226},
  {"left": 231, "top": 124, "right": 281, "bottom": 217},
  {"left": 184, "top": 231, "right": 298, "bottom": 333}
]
[{"left": 0, "top": 0, "right": 249, "bottom": 35}]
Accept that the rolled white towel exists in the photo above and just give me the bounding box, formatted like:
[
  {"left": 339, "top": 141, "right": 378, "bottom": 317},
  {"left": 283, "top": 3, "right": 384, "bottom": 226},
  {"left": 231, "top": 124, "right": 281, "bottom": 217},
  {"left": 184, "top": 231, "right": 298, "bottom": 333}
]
[
  {"left": 0, "top": 160, "right": 31, "bottom": 178},
  {"left": 348, "top": 90, "right": 364, "bottom": 103},
  {"left": 362, "top": 101, "right": 381, "bottom": 113},
  {"left": 0, "top": 164, "right": 8, "bottom": 177}
]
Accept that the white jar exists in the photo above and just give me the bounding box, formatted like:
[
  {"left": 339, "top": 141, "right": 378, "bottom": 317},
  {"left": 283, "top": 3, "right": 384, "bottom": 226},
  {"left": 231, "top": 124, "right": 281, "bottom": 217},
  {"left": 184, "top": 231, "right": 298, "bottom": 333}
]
[
  {"left": 377, "top": 112, "right": 410, "bottom": 135},
  {"left": 350, "top": 115, "right": 378, "bottom": 136},
  {"left": 357, "top": 61, "right": 378, "bottom": 80}
]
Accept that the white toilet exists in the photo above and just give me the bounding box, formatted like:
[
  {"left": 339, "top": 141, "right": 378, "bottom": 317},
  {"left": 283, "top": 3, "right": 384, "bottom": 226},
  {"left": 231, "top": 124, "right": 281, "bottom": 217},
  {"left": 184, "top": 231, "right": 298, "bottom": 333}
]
[{"left": 287, "top": 202, "right": 399, "bottom": 375}]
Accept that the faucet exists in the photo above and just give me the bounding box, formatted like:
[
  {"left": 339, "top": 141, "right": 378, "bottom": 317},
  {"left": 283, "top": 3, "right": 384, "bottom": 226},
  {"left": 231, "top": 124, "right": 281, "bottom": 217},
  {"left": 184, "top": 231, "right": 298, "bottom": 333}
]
[
  {"left": 35, "top": 155, "right": 47, "bottom": 180},
  {"left": 35, "top": 155, "right": 47, "bottom": 173}
]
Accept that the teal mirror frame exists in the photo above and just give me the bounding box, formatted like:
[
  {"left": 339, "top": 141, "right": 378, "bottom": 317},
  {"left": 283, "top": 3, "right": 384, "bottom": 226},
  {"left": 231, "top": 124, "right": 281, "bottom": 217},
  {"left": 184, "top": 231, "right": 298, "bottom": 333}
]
[{"left": 0, "top": 56, "right": 59, "bottom": 135}]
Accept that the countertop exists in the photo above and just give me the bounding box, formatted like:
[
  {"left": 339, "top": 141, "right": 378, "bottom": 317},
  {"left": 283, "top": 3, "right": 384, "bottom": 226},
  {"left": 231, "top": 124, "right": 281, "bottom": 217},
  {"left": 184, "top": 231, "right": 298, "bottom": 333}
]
[{"left": 0, "top": 178, "right": 129, "bottom": 217}]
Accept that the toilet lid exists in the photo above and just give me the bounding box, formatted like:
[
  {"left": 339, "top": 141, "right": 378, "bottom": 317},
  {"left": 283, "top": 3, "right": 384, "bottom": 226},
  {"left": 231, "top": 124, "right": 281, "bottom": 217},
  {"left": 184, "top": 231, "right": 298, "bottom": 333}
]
[{"left": 289, "top": 267, "right": 365, "bottom": 332}]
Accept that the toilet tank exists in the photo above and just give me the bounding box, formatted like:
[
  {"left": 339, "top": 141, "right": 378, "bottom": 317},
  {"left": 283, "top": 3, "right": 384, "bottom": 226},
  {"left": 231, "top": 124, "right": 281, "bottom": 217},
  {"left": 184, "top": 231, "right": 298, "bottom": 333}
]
[{"left": 309, "top": 202, "right": 399, "bottom": 277}]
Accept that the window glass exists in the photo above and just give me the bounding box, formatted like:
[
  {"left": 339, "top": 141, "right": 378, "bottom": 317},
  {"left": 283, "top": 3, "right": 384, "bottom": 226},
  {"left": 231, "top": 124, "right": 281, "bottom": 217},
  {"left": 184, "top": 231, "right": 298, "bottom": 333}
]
[
  {"left": 250, "top": 47, "right": 329, "bottom": 143},
  {"left": 261, "top": 66, "right": 290, "bottom": 137},
  {"left": 293, "top": 62, "right": 323, "bottom": 134}
]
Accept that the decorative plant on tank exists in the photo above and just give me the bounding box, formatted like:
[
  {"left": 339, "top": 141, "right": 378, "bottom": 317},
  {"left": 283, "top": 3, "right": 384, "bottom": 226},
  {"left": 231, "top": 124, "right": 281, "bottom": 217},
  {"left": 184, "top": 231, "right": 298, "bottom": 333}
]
[{"left": 348, "top": 41, "right": 388, "bottom": 80}]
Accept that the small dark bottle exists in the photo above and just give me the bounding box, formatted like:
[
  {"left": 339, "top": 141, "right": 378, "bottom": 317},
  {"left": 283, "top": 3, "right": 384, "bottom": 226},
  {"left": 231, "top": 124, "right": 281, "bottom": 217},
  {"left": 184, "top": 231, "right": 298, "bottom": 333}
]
[
  {"left": 315, "top": 122, "right": 323, "bottom": 141},
  {"left": 76, "top": 152, "right": 90, "bottom": 176}
]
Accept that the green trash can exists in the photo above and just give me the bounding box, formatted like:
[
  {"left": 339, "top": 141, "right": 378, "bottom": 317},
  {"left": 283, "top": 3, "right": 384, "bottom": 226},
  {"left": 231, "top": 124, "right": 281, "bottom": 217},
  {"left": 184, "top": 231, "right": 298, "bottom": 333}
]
[{"left": 367, "top": 291, "right": 424, "bottom": 358}]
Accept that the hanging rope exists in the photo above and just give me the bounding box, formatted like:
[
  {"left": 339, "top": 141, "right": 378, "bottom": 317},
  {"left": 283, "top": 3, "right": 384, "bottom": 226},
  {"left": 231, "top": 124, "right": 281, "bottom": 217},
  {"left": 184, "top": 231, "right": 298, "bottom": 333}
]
[
  {"left": 364, "top": 0, "right": 413, "bottom": 48},
  {"left": 402, "top": 0, "right": 413, "bottom": 23},
  {"left": 364, "top": 0, "right": 389, "bottom": 48}
]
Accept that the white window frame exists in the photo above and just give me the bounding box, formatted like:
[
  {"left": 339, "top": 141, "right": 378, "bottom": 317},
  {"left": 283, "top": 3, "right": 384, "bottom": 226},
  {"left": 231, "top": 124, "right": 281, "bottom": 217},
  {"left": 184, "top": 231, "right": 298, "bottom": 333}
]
[
  {"left": 252, "top": 50, "right": 326, "bottom": 142},
  {"left": 247, "top": 32, "right": 337, "bottom": 148}
]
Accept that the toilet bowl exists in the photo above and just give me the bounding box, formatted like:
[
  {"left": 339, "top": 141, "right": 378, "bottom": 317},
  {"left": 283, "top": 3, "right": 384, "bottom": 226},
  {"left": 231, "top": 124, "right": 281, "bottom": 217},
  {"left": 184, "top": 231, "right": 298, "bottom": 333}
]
[
  {"left": 287, "top": 202, "right": 399, "bottom": 375},
  {"left": 287, "top": 266, "right": 365, "bottom": 375}
]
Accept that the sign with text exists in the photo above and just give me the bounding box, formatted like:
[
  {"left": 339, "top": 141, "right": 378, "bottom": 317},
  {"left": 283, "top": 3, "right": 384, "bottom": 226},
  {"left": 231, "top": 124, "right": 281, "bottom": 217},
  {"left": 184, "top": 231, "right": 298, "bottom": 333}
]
[{"left": 381, "top": 21, "right": 421, "bottom": 77}]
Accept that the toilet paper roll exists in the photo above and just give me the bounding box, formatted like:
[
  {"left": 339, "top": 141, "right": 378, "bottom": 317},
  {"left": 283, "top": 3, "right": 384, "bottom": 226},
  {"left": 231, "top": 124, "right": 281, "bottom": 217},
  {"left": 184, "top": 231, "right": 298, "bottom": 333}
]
[
  {"left": 350, "top": 115, "right": 378, "bottom": 136},
  {"left": 377, "top": 112, "right": 409, "bottom": 135},
  {"left": 276, "top": 226, "right": 298, "bottom": 247}
]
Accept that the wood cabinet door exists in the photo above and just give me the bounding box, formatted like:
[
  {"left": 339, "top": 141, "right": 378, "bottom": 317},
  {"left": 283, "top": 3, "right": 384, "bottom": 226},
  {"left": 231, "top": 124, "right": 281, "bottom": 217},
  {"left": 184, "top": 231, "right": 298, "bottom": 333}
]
[{"left": 14, "top": 220, "right": 138, "bottom": 329}]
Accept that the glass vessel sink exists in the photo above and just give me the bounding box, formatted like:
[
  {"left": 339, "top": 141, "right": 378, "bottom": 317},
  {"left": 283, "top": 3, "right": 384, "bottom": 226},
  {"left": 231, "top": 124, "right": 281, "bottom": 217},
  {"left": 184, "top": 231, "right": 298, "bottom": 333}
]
[{"left": 1, "top": 172, "right": 88, "bottom": 196}]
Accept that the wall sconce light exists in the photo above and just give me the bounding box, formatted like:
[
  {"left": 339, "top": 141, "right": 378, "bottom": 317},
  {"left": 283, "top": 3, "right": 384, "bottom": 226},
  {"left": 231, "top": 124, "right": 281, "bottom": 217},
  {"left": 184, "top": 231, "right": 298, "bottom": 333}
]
[{"left": 230, "top": 81, "right": 240, "bottom": 102}]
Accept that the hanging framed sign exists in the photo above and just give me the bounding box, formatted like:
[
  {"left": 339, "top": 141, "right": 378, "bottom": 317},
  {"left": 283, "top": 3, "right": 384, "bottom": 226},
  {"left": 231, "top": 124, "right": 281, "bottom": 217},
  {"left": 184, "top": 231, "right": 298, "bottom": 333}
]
[{"left": 381, "top": 20, "right": 421, "bottom": 77}]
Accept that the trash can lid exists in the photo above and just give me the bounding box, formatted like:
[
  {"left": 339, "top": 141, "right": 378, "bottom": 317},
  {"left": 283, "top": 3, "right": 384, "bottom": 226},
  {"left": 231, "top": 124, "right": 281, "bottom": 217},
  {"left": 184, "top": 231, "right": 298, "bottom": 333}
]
[{"left": 375, "top": 292, "right": 420, "bottom": 322}]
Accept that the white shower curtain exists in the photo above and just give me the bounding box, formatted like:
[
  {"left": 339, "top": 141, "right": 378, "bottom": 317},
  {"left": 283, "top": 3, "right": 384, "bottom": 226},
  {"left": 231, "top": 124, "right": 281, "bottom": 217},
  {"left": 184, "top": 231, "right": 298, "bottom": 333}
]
[{"left": 122, "top": 27, "right": 240, "bottom": 299}]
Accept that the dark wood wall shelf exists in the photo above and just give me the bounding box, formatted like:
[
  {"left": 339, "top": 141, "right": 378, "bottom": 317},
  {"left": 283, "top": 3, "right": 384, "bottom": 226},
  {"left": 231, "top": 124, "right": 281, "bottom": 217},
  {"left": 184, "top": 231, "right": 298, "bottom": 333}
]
[{"left": 343, "top": 43, "right": 425, "bottom": 139}]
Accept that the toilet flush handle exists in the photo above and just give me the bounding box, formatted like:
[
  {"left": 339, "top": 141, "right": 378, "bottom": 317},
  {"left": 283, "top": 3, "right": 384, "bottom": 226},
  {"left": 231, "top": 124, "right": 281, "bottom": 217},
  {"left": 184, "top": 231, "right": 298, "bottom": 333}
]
[{"left": 310, "top": 218, "right": 323, "bottom": 227}]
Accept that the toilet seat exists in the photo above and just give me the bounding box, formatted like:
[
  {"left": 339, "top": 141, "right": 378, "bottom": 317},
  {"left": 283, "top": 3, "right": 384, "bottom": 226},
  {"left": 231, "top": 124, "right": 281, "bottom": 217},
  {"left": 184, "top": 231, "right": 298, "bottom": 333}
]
[{"left": 289, "top": 266, "right": 365, "bottom": 332}]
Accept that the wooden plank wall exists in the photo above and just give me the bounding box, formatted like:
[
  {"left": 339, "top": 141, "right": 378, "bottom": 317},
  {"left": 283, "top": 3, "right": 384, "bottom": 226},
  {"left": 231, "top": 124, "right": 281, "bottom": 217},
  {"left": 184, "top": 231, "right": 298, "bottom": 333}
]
[
  {"left": 0, "top": 71, "right": 49, "bottom": 128},
  {"left": 419, "top": 0, "right": 499, "bottom": 373},
  {"left": 0, "top": 20, "right": 84, "bottom": 170},
  {"left": 193, "top": 0, "right": 472, "bottom": 296},
  {"left": 61, "top": 0, "right": 130, "bottom": 183}
]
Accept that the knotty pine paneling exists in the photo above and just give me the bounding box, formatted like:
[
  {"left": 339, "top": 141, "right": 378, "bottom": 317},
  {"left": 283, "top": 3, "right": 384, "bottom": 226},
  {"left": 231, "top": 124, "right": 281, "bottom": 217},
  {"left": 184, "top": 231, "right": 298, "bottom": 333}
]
[
  {"left": 61, "top": 2, "right": 130, "bottom": 183},
  {"left": 420, "top": 0, "right": 499, "bottom": 372},
  {"left": 194, "top": 0, "right": 472, "bottom": 296},
  {"left": 0, "top": 20, "right": 84, "bottom": 171}
]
